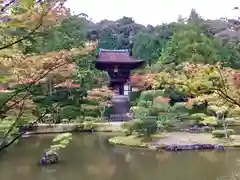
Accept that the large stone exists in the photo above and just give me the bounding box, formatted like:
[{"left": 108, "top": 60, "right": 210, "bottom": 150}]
[{"left": 40, "top": 151, "right": 59, "bottom": 165}]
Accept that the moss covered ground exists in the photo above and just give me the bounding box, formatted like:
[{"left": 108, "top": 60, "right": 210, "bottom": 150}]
[{"left": 109, "top": 132, "right": 240, "bottom": 149}]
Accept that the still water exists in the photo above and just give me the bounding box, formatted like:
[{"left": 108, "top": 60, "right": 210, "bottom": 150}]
[{"left": 1, "top": 133, "right": 240, "bottom": 180}]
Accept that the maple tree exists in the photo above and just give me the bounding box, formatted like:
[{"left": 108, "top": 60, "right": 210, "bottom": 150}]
[
  {"left": 0, "top": 0, "right": 70, "bottom": 50},
  {"left": 0, "top": 0, "right": 99, "bottom": 151},
  {"left": 131, "top": 63, "right": 240, "bottom": 109}
]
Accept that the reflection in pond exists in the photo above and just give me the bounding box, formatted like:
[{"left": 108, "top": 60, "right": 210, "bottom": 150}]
[
  {"left": 199, "top": 151, "right": 218, "bottom": 162},
  {"left": 155, "top": 151, "right": 172, "bottom": 163},
  {"left": 0, "top": 133, "right": 240, "bottom": 180},
  {"left": 125, "top": 152, "right": 132, "bottom": 163},
  {"left": 87, "top": 158, "right": 116, "bottom": 179}
]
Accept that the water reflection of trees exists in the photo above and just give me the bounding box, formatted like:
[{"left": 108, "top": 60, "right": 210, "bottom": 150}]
[
  {"left": 2, "top": 134, "right": 240, "bottom": 180},
  {"left": 110, "top": 146, "right": 238, "bottom": 180},
  {"left": 87, "top": 158, "right": 116, "bottom": 179}
]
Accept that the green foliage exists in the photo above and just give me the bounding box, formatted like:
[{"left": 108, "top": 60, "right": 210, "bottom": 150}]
[
  {"left": 121, "top": 121, "right": 135, "bottom": 136},
  {"left": 190, "top": 113, "right": 207, "bottom": 121},
  {"left": 212, "top": 129, "right": 234, "bottom": 138},
  {"left": 23, "top": 15, "right": 87, "bottom": 54},
  {"left": 130, "top": 106, "right": 149, "bottom": 117},
  {"left": 202, "top": 116, "right": 218, "bottom": 126},
  {"left": 129, "top": 91, "right": 141, "bottom": 102},
  {"left": 130, "top": 94, "right": 178, "bottom": 137},
  {"left": 172, "top": 102, "right": 188, "bottom": 112},
  {"left": 131, "top": 119, "right": 158, "bottom": 137},
  {"left": 206, "top": 105, "right": 228, "bottom": 116},
  {"left": 76, "top": 122, "right": 98, "bottom": 132},
  {"left": 49, "top": 133, "right": 72, "bottom": 152},
  {"left": 59, "top": 105, "right": 81, "bottom": 120},
  {"left": 164, "top": 87, "right": 188, "bottom": 103},
  {"left": 123, "top": 129, "right": 132, "bottom": 136},
  {"left": 132, "top": 32, "right": 163, "bottom": 65},
  {"left": 82, "top": 116, "right": 103, "bottom": 122},
  {"left": 138, "top": 90, "right": 155, "bottom": 102},
  {"left": 160, "top": 23, "right": 221, "bottom": 65},
  {"left": 228, "top": 108, "right": 240, "bottom": 117},
  {"left": 137, "top": 90, "right": 166, "bottom": 105}
]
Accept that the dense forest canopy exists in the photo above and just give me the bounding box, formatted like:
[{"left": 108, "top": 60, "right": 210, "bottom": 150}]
[{"left": 84, "top": 9, "right": 240, "bottom": 68}]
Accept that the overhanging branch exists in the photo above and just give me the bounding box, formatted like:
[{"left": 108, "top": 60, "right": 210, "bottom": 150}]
[{"left": 0, "top": 103, "right": 61, "bottom": 152}]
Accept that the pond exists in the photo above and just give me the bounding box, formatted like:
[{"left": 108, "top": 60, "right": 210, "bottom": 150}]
[{"left": 1, "top": 133, "right": 240, "bottom": 180}]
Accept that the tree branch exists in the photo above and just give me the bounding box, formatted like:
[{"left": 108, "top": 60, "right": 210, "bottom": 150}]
[
  {"left": 0, "top": 61, "right": 68, "bottom": 114},
  {"left": 0, "top": 2, "right": 50, "bottom": 50},
  {"left": 3, "top": 99, "right": 25, "bottom": 140},
  {"left": 0, "top": 103, "right": 61, "bottom": 152}
]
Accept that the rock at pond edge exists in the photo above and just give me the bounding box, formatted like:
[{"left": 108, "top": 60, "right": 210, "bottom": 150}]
[{"left": 40, "top": 151, "right": 59, "bottom": 165}]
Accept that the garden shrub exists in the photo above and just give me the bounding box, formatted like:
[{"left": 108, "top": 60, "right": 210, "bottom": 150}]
[
  {"left": 123, "top": 129, "right": 132, "bottom": 136},
  {"left": 137, "top": 100, "right": 151, "bottom": 108},
  {"left": 206, "top": 105, "right": 228, "bottom": 116},
  {"left": 76, "top": 123, "right": 84, "bottom": 131},
  {"left": 172, "top": 102, "right": 188, "bottom": 111},
  {"left": 83, "top": 122, "right": 98, "bottom": 131},
  {"left": 130, "top": 95, "right": 178, "bottom": 137},
  {"left": 132, "top": 119, "right": 158, "bottom": 137},
  {"left": 138, "top": 90, "right": 166, "bottom": 104},
  {"left": 153, "top": 89, "right": 165, "bottom": 98},
  {"left": 169, "top": 102, "right": 191, "bottom": 122},
  {"left": 0, "top": 92, "right": 14, "bottom": 107},
  {"left": 164, "top": 87, "right": 188, "bottom": 103},
  {"left": 130, "top": 106, "right": 149, "bottom": 118},
  {"left": 59, "top": 105, "right": 81, "bottom": 121},
  {"left": 190, "top": 113, "right": 207, "bottom": 123},
  {"left": 84, "top": 110, "right": 100, "bottom": 117},
  {"left": 76, "top": 122, "right": 98, "bottom": 132},
  {"left": 212, "top": 129, "right": 234, "bottom": 138},
  {"left": 228, "top": 107, "right": 240, "bottom": 117},
  {"left": 201, "top": 116, "right": 218, "bottom": 126},
  {"left": 121, "top": 121, "right": 135, "bottom": 136},
  {"left": 138, "top": 90, "right": 155, "bottom": 102},
  {"left": 83, "top": 116, "right": 102, "bottom": 122},
  {"left": 129, "top": 91, "right": 141, "bottom": 102},
  {"left": 103, "top": 106, "right": 114, "bottom": 117}
]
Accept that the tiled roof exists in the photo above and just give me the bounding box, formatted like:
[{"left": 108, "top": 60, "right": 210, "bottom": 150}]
[{"left": 97, "top": 49, "right": 142, "bottom": 63}]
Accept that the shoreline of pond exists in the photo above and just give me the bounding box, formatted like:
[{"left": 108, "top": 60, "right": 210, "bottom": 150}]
[
  {"left": 22, "top": 122, "right": 124, "bottom": 135},
  {"left": 22, "top": 119, "right": 240, "bottom": 134},
  {"left": 108, "top": 132, "right": 240, "bottom": 151},
  {"left": 4, "top": 122, "right": 240, "bottom": 152}
]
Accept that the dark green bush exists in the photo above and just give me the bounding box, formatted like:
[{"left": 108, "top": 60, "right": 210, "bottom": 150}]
[
  {"left": 121, "top": 121, "right": 135, "bottom": 136},
  {"left": 129, "top": 91, "right": 141, "bottom": 102},
  {"left": 212, "top": 129, "right": 234, "bottom": 138},
  {"left": 138, "top": 90, "right": 155, "bottom": 102},
  {"left": 76, "top": 122, "right": 98, "bottom": 132},
  {"left": 132, "top": 119, "right": 158, "bottom": 137},
  {"left": 190, "top": 113, "right": 207, "bottom": 124},
  {"left": 83, "top": 116, "right": 102, "bottom": 122},
  {"left": 164, "top": 87, "right": 188, "bottom": 103},
  {"left": 104, "top": 106, "right": 114, "bottom": 117},
  {"left": 123, "top": 129, "right": 132, "bottom": 136},
  {"left": 59, "top": 105, "right": 81, "bottom": 120},
  {"left": 83, "top": 122, "right": 98, "bottom": 131},
  {"left": 153, "top": 90, "right": 165, "bottom": 98},
  {"left": 172, "top": 102, "right": 188, "bottom": 112}
]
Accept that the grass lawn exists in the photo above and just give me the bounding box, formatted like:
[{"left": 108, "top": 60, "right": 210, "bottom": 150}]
[{"left": 108, "top": 134, "right": 165, "bottom": 148}]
